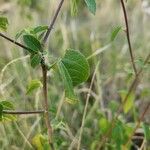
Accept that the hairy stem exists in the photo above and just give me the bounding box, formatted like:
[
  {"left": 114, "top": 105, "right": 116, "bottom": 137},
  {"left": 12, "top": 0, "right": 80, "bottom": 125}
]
[
  {"left": 42, "top": 66, "right": 54, "bottom": 149},
  {"left": 120, "top": 0, "right": 137, "bottom": 75},
  {"left": 43, "top": 0, "right": 64, "bottom": 44},
  {"left": 41, "top": 1, "right": 64, "bottom": 149},
  {"left": 0, "top": 32, "right": 32, "bottom": 52}
]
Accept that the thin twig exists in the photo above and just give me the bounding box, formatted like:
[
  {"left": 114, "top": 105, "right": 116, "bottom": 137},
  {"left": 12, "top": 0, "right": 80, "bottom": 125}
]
[
  {"left": 77, "top": 61, "right": 100, "bottom": 150},
  {"left": 3, "top": 110, "right": 44, "bottom": 115},
  {"left": 0, "top": 32, "right": 32, "bottom": 52},
  {"left": 43, "top": 0, "right": 64, "bottom": 44},
  {"left": 97, "top": 52, "right": 150, "bottom": 149},
  {"left": 120, "top": 0, "right": 137, "bottom": 75}
]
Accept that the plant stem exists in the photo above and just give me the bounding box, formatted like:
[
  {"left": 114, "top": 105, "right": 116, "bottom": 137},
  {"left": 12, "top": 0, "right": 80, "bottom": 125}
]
[
  {"left": 0, "top": 32, "right": 32, "bottom": 52},
  {"left": 3, "top": 110, "right": 44, "bottom": 115},
  {"left": 42, "top": 65, "right": 54, "bottom": 149},
  {"left": 41, "top": 0, "right": 64, "bottom": 149},
  {"left": 120, "top": 0, "right": 137, "bottom": 75},
  {"left": 43, "top": 0, "right": 65, "bottom": 44}
]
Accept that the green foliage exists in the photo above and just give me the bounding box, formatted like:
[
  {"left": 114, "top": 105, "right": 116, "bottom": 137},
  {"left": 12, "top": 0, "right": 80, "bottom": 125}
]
[
  {"left": 0, "top": 104, "right": 3, "bottom": 121},
  {"left": 111, "top": 120, "right": 132, "bottom": 149},
  {"left": 119, "top": 90, "right": 135, "bottom": 114},
  {"left": 84, "top": 0, "right": 96, "bottom": 15},
  {"left": 26, "top": 79, "right": 43, "bottom": 94},
  {"left": 99, "top": 117, "right": 110, "bottom": 134},
  {"left": 16, "top": 26, "right": 48, "bottom": 68},
  {"left": 32, "top": 134, "right": 48, "bottom": 150},
  {"left": 111, "top": 26, "right": 122, "bottom": 42},
  {"left": 0, "top": 17, "right": 8, "bottom": 31},
  {"left": 15, "top": 25, "right": 48, "bottom": 40},
  {"left": 0, "top": 101, "right": 16, "bottom": 121},
  {"left": 57, "top": 49, "right": 90, "bottom": 103},
  {"left": 58, "top": 61, "right": 77, "bottom": 104},
  {"left": 0, "top": 101, "right": 14, "bottom": 110},
  {"left": 30, "top": 54, "right": 42, "bottom": 68},
  {"left": 143, "top": 123, "right": 150, "bottom": 141},
  {"left": 61, "top": 49, "right": 90, "bottom": 86},
  {"left": 23, "top": 34, "right": 42, "bottom": 53}
]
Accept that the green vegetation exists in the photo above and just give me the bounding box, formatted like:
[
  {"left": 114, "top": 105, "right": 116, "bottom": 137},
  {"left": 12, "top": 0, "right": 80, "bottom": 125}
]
[{"left": 0, "top": 0, "right": 149, "bottom": 149}]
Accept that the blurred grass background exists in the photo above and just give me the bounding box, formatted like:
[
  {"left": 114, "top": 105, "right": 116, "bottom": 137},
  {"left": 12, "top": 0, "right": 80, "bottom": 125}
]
[{"left": 0, "top": 0, "right": 150, "bottom": 149}]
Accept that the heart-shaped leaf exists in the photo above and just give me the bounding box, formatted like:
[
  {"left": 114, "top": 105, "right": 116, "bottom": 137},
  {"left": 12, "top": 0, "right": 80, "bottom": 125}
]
[
  {"left": 57, "top": 49, "right": 90, "bottom": 103},
  {"left": 61, "top": 49, "right": 90, "bottom": 86},
  {"left": 23, "top": 34, "right": 42, "bottom": 53}
]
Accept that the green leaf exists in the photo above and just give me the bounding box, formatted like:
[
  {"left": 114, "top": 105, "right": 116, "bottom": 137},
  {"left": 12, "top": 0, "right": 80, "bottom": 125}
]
[
  {"left": 15, "top": 29, "right": 26, "bottom": 40},
  {"left": 119, "top": 90, "right": 135, "bottom": 114},
  {"left": 26, "top": 79, "right": 43, "bottom": 95},
  {"left": 84, "top": 0, "right": 96, "bottom": 15},
  {"left": 58, "top": 49, "right": 90, "bottom": 103},
  {"left": 99, "top": 117, "right": 110, "bottom": 134},
  {"left": 32, "top": 134, "right": 47, "bottom": 150},
  {"left": 33, "top": 25, "right": 48, "bottom": 34},
  {"left": 30, "top": 54, "right": 42, "bottom": 68},
  {"left": 0, "top": 104, "right": 3, "bottom": 121},
  {"left": 61, "top": 49, "right": 90, "bottom": 86},
  {"left": 0, "top": 101, "right": 16, "bottom": 122},
  {"left": 23, "top": 34, "right": 42, "bottom": 53},
  {"left": 0, "top": 17, "right": 8, "bottom": 31},
  {"left": 111, "top": 26, "right": 122, "bottom": 42},
  {"left": 143, "top": 123, "right": 150, "bottom": 141},
  {"left": 0, "top": 101, "right": 14, "bottom": 110},
  {"left": 57, "top": 61, "right": 77, "bottom": 104},
  {"left": 112, "top": 120, "right": 125, "bottom": 149}
]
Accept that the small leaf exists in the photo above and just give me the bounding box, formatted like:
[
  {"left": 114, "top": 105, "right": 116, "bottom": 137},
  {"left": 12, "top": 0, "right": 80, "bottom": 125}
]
[
  {"left": 26, "top": 79, "right": 43, "bottom": 95},
  {"left": 0, "top": 101, "right": 14, "bottom": 110},
  {"left": 33, "top": 25, "right": 48, "bottom": 34},
  {"left": 32, "top": 134, "right": 47, "bottom": 150},
  {"left": 15, "top": 29, "right": 25, "bottom": 40},
  {"left": 0, "top": 101, "right": 16, "bottom": 121},
  {"left": 0, "top": 104, "right": 3, "bottom": 121},
  {"left": 99, "top": 117, "right": 110, "bottom": 134},
  {"left": 84, "top": 0, "right": 96, "bottom": 15},
  {"left": 61, "top": 49, "right": 90, "bottom": 86},
  {"left": 57, "top": 61, "right": 77, "bottom": 104},
  {"left": 30, "top": 54, "right": 42, "bottom": 68},
  {"left": 111, "top": 26, "right": 122, "bottom": 42},
  {"left": 23, "top": 34, "right": 42, "bottom": 53},
  {"left": 119, "top": 90, "right": 135, "bottom": 114},
  {"left": 0, "top": 17, "right": 8, "bottom": 31}
]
